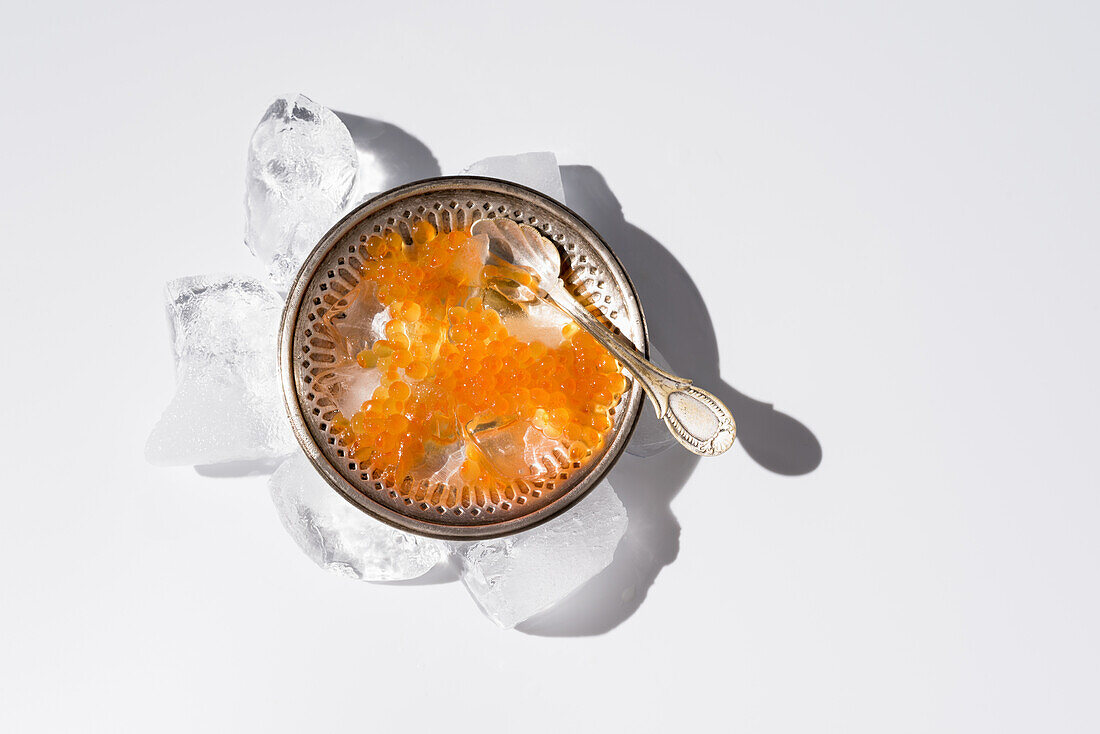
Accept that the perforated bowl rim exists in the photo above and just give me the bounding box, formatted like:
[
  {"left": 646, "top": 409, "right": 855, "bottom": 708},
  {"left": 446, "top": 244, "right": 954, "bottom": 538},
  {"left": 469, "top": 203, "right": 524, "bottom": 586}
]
[{"left": 278, "top": 175, "right": 649, "bottom": 540}]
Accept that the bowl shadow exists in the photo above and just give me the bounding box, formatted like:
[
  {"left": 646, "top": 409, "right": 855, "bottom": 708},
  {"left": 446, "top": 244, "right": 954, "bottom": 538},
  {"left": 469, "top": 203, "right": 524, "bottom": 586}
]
[
  {"left": 556, "top": 166, "right": 822, "bottom": 478},
  {"left": 333, "top": 111, "right": 442, "bottom": 198},
  {"left": 517, "top": 166, "right": 821, "bottom": 637}
]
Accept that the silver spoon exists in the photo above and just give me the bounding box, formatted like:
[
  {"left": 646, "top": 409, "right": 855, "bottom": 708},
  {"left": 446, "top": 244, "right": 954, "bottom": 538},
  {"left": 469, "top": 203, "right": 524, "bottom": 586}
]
[{"left": 470, "top": 218, "right": 736, "bottom": 456}]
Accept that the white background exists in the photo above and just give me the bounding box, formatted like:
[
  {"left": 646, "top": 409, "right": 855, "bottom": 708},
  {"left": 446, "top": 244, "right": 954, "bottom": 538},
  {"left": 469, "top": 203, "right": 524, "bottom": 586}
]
[{"left": 3, "top": 1, "right": 1098, "bottom": 731}]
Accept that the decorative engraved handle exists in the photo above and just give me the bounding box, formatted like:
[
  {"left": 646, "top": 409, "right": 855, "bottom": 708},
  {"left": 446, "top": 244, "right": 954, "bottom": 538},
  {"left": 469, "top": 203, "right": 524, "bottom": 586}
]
[{"left": 542, "top": 281, "right": 736, "bottom": 456}]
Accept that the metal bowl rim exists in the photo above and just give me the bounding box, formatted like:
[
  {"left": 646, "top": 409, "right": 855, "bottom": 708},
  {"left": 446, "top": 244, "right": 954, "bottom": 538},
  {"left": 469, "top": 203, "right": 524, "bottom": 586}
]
[{"left": 278, "top": 175, "right": 649, "bottom": 540}]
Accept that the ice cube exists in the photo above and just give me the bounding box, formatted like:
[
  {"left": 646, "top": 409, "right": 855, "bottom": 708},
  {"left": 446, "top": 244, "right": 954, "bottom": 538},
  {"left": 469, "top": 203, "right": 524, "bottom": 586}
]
[
  {"left": 467, "top": 417, "right": 568, "bottom": 479},
  {"left": 392, "top": 383, "right": 465, "bottom": 487},
  {"left": 245, "top": 94, "right": 359, "bottom": 292},
  {"left": 482, "top": 290, "right": 570, "bottom": 349},
  {"left": 624, "top": 345, "right": 677, "bottom": 457},
  {"left": 270, "top": 454, "right": 447, "bottom": 581},
  {"left": 452, "top": 480, "right": 628, "bottom": 628},
  {"left": 464, "top": 152, "right": 565, "bottom": 204},
  {"left": 312, "top": 359, "right": 382, "bottom": 420},
  {"left": 146, "top": 275, "right": 296, "bottom": 466},
  {"left": 320, "top": 280, "right": 389, "bottom": 359}
]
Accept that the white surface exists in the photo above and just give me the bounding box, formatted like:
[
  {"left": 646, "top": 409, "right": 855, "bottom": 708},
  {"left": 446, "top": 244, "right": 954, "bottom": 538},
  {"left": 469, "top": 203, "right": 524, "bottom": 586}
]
[{"left": 2, "top": 1, "right": 1098, "bottom": 732}]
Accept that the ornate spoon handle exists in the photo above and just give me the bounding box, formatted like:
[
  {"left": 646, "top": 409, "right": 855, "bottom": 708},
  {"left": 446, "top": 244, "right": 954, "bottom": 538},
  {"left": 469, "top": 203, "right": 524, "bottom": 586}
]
[{"left": 541, "top": 280, "right": 736, "bottom": 456}]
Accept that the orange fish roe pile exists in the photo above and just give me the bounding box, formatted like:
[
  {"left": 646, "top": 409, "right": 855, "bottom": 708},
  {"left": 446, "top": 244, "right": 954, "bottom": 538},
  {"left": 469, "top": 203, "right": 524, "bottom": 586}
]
[{"left": 324, "top": 221, "right": 628, "bottom": 501}]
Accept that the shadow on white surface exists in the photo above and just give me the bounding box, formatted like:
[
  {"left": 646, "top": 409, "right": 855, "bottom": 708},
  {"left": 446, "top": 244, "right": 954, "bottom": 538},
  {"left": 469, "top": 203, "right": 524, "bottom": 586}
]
[
  {"left": 195, "top": 457, "right": 287, "bottom": 478},
  {"left": 375, "top": 561, "right": 461, "bottom": 586},
  {"left": 557, "top": 166, "right": 822, "bottom": 477},
  {"left": 334, "top": 111, "right": 442, "bottom": 195},
  {"left": 517, "top": 167, "right": 822, "bottom": 636}
]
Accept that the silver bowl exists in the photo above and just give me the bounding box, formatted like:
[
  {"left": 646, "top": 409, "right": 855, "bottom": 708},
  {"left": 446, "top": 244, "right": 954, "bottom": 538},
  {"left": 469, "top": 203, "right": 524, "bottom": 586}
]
[{"left": 279, "top": 176, "right": 648, "bottom": 539}]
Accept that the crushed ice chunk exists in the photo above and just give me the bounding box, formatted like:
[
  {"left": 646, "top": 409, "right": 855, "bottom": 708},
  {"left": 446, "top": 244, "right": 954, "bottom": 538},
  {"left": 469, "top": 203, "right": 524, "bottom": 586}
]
[
  {"left": 311, "top": 280, "right": 390, "bottom": 420},
  {"left": 464, "top": 152, "right": 565, "bottom": 204},
  {"left": 483, "top": 289, "right": 570, "bottom": 348},
  {"left": 245, "top": 94, "right": 358, "bottom": 292},
  {"left": 452, "top": 480, "right": 627, "bottom": 628},
  {"left": 467, "top": 417, "right": 566, "bottom": 479},
  {"left": 312, "top": 359, "right": 382, "bottom": 420},
  {"left": 269, "top": 453, "right": 447, "bottom": 581},
  {"left": 624, "top": 345, "right": 677, "bottom": 457},
  {"left": 625, "top": 407, "right": 677, "bottom": 458},
  {"left": 320, "top": 279, "right": 390, "bottom": 359},
  {"left": 146, "top": 275, "right": 296, "bottom": 466},
  {"left": 407, "top": 438, "right": 466, "bottom": 489}
]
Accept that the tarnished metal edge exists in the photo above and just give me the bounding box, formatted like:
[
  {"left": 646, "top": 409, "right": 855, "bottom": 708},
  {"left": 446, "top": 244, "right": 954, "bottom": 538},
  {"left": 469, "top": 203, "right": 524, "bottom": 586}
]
[{"left": 279, "top": 176, "right": 649, "bottom": 540}]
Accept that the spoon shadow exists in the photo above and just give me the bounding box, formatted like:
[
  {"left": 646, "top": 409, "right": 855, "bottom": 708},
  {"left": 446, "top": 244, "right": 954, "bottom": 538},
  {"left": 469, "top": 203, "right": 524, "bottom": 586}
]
[{"left": 556, "top": 166, "right": 822, "bottom": 476}]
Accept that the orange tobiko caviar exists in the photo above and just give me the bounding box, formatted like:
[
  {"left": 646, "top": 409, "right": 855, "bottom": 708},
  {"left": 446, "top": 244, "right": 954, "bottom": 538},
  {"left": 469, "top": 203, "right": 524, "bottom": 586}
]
[{"left": 319, "top": 221, "right": 629, "bottom": 506}]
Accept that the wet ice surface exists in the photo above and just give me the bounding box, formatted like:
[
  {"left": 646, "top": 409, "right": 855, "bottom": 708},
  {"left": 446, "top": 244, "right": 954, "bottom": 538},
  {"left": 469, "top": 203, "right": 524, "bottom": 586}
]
[
  {"left": 408, "top": 438, "right": 466, "bottom": 489},
  {"left": 467, "top": 417, "right": 567, "bottom": 480},
  {"left": 465, "top": 154, "right": 571, "bottom": 350},
  {"left": 146, "top": 275, "right": 295, "bottom": 466},
  {"left": 245, "top": 94, "right": 358, "bottom": 292},
  {"left": 464, "top": 152, "right": 565, "bottom": 203},
  {"left": 270, "top": 454, "right": 447, "bottom": 581},
  {"left": 322, "top": 280, "right": 390, "bottom": 359},
  {"left": 312, "top": 279, "right": 390, "bottom": 420},
  {"left": 452, "top": 480, "right": 628, "bottom": 629},
  {"left": 313, "top": 360, "right": 382, "bottom": 421}
]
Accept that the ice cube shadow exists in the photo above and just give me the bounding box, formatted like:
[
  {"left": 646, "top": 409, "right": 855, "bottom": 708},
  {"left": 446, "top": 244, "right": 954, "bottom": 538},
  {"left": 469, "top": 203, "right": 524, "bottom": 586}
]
[
  {"left": 373, "top": 561, "right": 461, "bottom": 586},
  {"left": 516, "top": 166, "right": 821, "bottom": 636},
  {"left": 333, "top": 112, "right": 442, "bottom": 198},
  {"left": 194, "top": 456, "right": 288, "bottom": 478},
  {"left": 516, "top": 449, "right": 696, "bottom": 636}
]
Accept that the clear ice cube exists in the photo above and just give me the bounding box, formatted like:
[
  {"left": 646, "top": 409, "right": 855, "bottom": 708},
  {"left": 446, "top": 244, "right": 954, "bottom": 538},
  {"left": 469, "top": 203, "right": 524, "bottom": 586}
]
[
  {"left": 624, "top": 345, "right": 677, "bottom": 457},
  {"left": 321, "top": 279, "right": 390, "bottom": 359},
  {"left": 270, "top": 454, "right": 447, "bottom": 581},
  {"left": 464, "top": 152, "right": 565, "bottom": 204},
  {"left": 312, "top": 360, "right": 382, "bottom": 420},
  {"left": 245, "top": 94, "right": 359, "bottom": 292},
  {"left": 146, "top": 275, "right": 296, "bottom": 466},
  {"left": 452, "top": 480, "right": 628, "bottom": 628},
  {"left": 310, "top": 280, "right": 391, "bottom": 421},
  {"left": 482, "top": 290, "right": 570, "bottom": 349},
  {"left": 407, "top": 438, "right": 467, "bottom": 489},
  {"left": 467, "top": 417, "right": 567, "bottom": 479}
]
